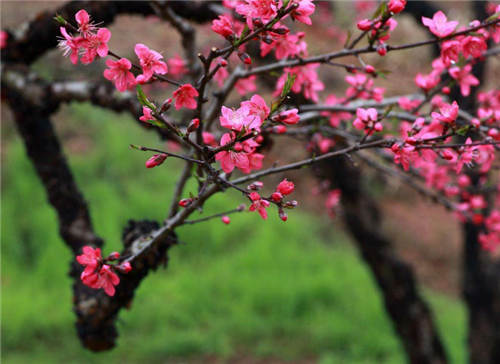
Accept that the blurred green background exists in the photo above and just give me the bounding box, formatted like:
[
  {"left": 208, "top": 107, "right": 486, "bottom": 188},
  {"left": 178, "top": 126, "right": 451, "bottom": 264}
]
[{"left": 2, "top": 103, "right": 465, "bottom": 363}]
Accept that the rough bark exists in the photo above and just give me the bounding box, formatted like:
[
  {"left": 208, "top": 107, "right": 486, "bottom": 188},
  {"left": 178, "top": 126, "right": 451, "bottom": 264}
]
[{"left": 314, "top": 156, "right": 448, "bottom": 364}]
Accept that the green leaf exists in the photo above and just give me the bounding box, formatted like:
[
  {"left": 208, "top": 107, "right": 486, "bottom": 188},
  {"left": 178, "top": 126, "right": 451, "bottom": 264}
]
[
  {"left": 372, "top": 2, "right": 388, "bottom": 19},
  {"left": 456, "top": 126, "right": 471, "bottom": 136},
  {"left": 136, "top": 85, "right": 157, "bottom": 111},
  {"left": 343, "top": 30, "right": 352, "bottom": 48},
  {"left": 486, "top": 12, "right": 500, "bottom": 23},
  {"left": 53, "top": 14, "right": 67, "bottom": 26},
  {"left": 281, "top": 73, "right": 297, "bottom": 98}
]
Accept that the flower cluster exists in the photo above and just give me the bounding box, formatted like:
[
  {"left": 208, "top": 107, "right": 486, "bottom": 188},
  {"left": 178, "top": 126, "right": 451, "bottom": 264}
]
[{"left": 76, "top": 246, "right": 131, "bottom": 296}]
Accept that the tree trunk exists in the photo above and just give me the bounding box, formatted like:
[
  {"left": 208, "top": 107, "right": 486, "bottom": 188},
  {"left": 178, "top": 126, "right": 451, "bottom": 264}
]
[{"left": 314, "top": 156, "right": 448, "bottom": 364}]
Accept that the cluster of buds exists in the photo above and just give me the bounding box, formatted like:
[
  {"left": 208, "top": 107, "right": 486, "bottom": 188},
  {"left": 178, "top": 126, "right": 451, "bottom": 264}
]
[{"left": 76, "top": 246, "right": 132, "bottom": 296}]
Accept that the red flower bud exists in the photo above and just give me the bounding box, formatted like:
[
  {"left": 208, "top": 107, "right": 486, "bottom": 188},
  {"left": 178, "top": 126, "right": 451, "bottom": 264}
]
[
  {"left": 357, "top": 19, "right": 372, "bottom": 31},
  {"left": 179, "top": 198, "right": 193, "bottom": 207},
  {"left": 273, "top": 125, "right": 287, "bottom": 134},
  {"left": 377, "top": 44, "right": 387, "bottom": 56},
  {"left": 118, "top": 261, "right": 132, "bottom": 273},
  {"left": 271, "top": 192, "right": 283, "bottom": 202},
  {"left": 365, "top": 65, "right": 375, "bottom": 74},
  {"left": 145, "top": 154, "right": 167, "bottom": 168},
  {"left": 238, "top": 52, "right": 252, "bottom": 65},
  {"left": 279, "top": 209, "right": 288, "bottom": 222},
  {"left": 107, "top": 252, "right": 120, "bottom": 261},
  {"left": 221, "top": 215, "right": 231, "bottom": 224},
  {"left": 277, "top": 179, "right": 295, "bottom": 195},
  {"left": 248, "top": 181, "right": 264, "bottom": 190},
  {"left": 187, "top": 118, "right": 200, "bottom": 133}
]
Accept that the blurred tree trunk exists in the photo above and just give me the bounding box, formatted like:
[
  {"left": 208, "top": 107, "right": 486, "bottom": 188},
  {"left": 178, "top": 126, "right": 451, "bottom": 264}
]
[
  {"left": 459, "top": 3, "right": 500, "bottom": 363},
  {"left": 313, "top": 156, "right": 448, "bottom": 364}
]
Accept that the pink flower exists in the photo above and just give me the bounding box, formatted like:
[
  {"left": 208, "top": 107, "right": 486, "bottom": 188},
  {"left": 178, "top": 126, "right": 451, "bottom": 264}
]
[
  {"left": 248, "top": 192, "right": 270, "bottom": 219},
  {"left": 388, "top": 0, "right": 406, "bottom": 14},
  {"left": 415, "top": 72, "right": 440, "bottom": 91},
  {"left": 277, "top": 179, "right": 295, "bottom": 195},
  {"left": 172, "top": 84, "right": 199, "bottom": 110},
  {"left": 236, "top": 0, "right": 279, "bottom": 29},
  {"left": 145, "top": 154, "right": 167, "bottom": 168},
  {"left": 431, "top": 101, "right": 459, "bottom": 124},
  {"left": 357, "top": 19, "right": 372, "bottom": 31},
  {"left": 80, "top": 28, "right": 111, "bottom": 64},
  {"left": 325, "top": 189, "right": 341, "bottom": 218},
  {"left": 211, "top": 14, "right": 235, "bottom": 38},
  {"left": 134, "top": 43, "right": 168, "bottom": 83},
  {"left": 59, "top": 27, "right": 83, "bottom": 64},
  {"left": 97, "top": 264, "right": 120, "bottom": 296},
  {"left": 273, "top": 109, "right": 300, "bottom": 125},
  {"left": 391, "top": 144, "right": 417, "bottom": 171},
  {"left": 75, "top": 9, "right": 96, "bottom": 36},
  {"left": 103, "top": 58, "right": 136, "bottom": 92},
  {"left": 274, "top": 64, "right": 324, "bottom": 102},
  {"left": 203, "top": 132, "right": 217, "bottom": 147},
  {"left": 1, "top": 30, "right": 8, "bottom": 49},
  {"left": 139, "top": 106, "right": 154, "bottom": 122},
  {"left": 220, "top": 105, "right": 261, "bottom": 132},
  {"left": 461, "top": 36, "right": 487, "bottom": 59},
  {"left": 422, "top": 11, "right": 458, "bottom": 38},
  {"left": 215, "top": 133, "right": 250, "bottom": 173},
  {"left": 260, "top": 31, "right": 307, "bottom": 60},
  {"left": 398, "top": 97, "right": 421, "bottom": 111},
  {"left": 77, "top": 246, "right": 102, "bottom": 274},
  {"left": 449, "top": 65, "right": 479, "bottom": 97},
  {"left": 353, "top": 107, "right": 382, "bottom": 134},
  {"left": 76, "top": 246, "right": 124, "bottom": 297},
  {"left": 235, "top": 75, "right": 257, "bottom": 95},
  {"left": 290, "top": 0, "right": 315, "bottom": 25},
  {"left": 213, "top": 65, "right": 229, "bottom": 87},
  {"left": 440, "top": 40, "right": 461, "bottom": 66},
  {"left": 167, "top": 54, "right": 188, "bottom": 78},
  {"left": 323, "top": 94, "right": 352, "bottom": 127},
  {"left": 241, "top": 94, "right": 270, "bottom": 124}
]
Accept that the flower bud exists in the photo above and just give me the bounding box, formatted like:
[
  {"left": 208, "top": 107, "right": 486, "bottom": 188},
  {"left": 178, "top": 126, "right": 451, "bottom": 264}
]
[
  {"left": 279, "top": 209, "right": 288, "bottom": 222},
  {"left": 118, "top": 261, "right": 132, "bottom": 273},
  {"left": 442, "top": 86, "right": 450, "bottom": 94},
  {"left": 187, "top": 118, "right": 200, "bottom": 133},
  {"left": 219, "top": 58, "right": 228, "bottom": 67},
  {"left": 221, "top": 215, "right": 231, "bottom": 225},
  {"left": 247, "top": 181, "right": 264, "bottom": 190},
  {"left": 271, "top": 192, "right": 283, "bottom": 202},
  {"left": 160, "top": 98, "right": 172, "bottom": 113},
  {"left": 284, "top": 200, "right": 298, "bottom": 209},
  {"left": 107, "top": 252, "right": 120, "bottom": 261},
  {"left": 364, "top": 65, "right": 375, "bottom": 74},
  {"left": 238, "top": 52, "right": 252, "bottom": 65},
  {"left": 357, "top": 19, "right": 372, "bottom": 31},
  {"left": 377, "top": 43, "right": 387, "bottom": 56},
  {"left": 145, "top": 154, "right": 167, "bottom": 168},
  {"left": 273, "top": 125, "right": 287, "bottom": 134},
  {"left": 179, "top": 198, "right": 193, "bottom": 207},
  {"left": 277, "top": 179, "right": 295, "bottom": 195}
]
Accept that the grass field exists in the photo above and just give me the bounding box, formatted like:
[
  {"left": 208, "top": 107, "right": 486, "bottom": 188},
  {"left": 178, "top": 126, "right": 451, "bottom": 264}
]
[{"left": 2, "top": 104, "right": 466, "bottom": 363}]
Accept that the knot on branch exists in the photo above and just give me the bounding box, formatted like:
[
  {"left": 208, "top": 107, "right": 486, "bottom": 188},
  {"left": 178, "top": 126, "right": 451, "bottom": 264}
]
[{"left": 74, "top": 220, "right": 177, "bottom": 351}]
